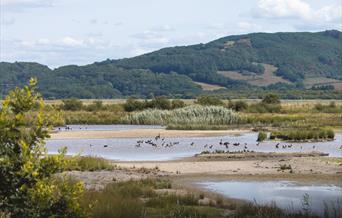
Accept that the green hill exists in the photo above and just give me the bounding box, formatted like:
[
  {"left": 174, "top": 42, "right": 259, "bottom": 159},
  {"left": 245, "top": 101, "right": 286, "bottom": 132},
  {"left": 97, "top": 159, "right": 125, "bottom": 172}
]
[{"left": 1, "top": 30, "right": 341, "bottom": 99}]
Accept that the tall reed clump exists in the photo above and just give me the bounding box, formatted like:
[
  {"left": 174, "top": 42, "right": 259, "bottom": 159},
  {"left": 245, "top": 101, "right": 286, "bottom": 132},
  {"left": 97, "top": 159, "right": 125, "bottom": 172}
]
[{"left": 123, "top": 105, "right": 242, "bottom": 128}]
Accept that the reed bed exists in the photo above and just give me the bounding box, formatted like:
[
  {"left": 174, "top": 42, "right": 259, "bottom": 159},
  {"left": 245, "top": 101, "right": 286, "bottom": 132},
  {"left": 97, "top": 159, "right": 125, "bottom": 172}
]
[{"left": 123, "top": 105, "right": 241, "bottom": 128}]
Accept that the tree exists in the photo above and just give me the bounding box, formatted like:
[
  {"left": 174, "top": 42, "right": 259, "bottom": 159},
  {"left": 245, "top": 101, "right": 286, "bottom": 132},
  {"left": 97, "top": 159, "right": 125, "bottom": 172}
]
[
  {"left": 262, "top": 93, "right": 281, "bottom": 104},
  {"left": 0, "top": 79, "right": 85, "bottom": 217},
  {"left": 195, "top": 95, "right": 224, "bottom": 106}
]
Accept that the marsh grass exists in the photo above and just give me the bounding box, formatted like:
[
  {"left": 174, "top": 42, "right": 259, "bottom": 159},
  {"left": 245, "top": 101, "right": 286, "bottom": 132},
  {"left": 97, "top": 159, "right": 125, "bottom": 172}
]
[
  {"left": 270, "top": 128, "right": 335, "bottom": 141},
  {"left": 65, "top": 156, "right": 114, "bottom": 171},
  {"left": 123, "top": 105, "right": 241, "bottom": 129}
]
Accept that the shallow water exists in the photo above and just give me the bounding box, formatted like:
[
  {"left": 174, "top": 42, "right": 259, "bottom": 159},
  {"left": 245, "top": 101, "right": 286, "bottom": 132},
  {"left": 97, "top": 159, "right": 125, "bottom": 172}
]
[
  {"left": 46, "top": 125, "right": 342, "bottom": 161},
  {"left": 197, "top": 180, "right": 342, "bottom": 217},
  {"left": 55, "top": 124, "right": 164, "bottom": 131}
]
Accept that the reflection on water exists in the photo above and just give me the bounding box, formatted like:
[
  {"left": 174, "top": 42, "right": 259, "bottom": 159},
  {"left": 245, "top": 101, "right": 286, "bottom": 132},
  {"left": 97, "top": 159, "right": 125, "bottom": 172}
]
[
  {"left": 47, "top": 125, "right": 342, "bottom": 161},
  {"left": 198, "top": 180, "right": 342, "bottom": 217}
]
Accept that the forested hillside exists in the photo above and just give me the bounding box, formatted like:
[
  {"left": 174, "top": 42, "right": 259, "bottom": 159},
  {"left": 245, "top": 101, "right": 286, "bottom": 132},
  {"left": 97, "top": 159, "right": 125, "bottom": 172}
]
[{"left": 1, "top": 30, "right": 341, "bottom": 99}]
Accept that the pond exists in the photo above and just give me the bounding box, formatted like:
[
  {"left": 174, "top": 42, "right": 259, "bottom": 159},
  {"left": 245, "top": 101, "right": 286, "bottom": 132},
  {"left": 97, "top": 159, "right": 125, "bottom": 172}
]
[
  {"left": 46, "top": 125, "right": 342, "bottom": 161},
  {"left": 197, "top": 180, "right": 342, "bottom": 217}
]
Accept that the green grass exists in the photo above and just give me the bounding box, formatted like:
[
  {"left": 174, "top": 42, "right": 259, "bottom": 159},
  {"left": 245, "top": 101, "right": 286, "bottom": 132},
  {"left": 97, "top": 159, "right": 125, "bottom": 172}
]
[
  {"left": 65, "top": 156, "right": 114, "bottom": 171},
  {"left": 257, "top": 131, "right": 267, "bottom": 141},
  {"left": 270, "top": 128, "right": 335, "bottom": 141}
]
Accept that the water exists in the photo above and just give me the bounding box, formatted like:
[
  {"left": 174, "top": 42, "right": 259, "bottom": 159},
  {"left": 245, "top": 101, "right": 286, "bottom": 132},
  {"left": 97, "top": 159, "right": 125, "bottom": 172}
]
[
  {"left": 46, "top": 125, "right": 342, "bottom": 161},
  {"left": 55, "top": 124, "right": 164, "bottom": 131},
  {"left": 198, "top": 180, "right": 342, "bottom": 217}
]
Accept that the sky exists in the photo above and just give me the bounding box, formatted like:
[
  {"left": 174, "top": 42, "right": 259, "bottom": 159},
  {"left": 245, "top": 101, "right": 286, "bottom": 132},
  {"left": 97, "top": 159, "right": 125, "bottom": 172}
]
[{"left": 1, "top": 0, "right": 341, "bottom": 68}]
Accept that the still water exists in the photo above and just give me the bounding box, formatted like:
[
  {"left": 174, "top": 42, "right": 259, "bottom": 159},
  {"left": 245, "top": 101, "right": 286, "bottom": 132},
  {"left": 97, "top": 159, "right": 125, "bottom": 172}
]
[
  {"left": 198, "top": 180, "right": 342, "bottom": 217},
  {"left": 47, "top": 125, "right": 342, "bottom": 161}
]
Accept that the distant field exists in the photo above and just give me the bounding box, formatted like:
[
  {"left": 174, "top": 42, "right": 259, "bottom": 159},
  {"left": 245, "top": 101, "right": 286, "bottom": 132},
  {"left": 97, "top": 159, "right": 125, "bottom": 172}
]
[
  {"left": 43, "top": 99, "right": 342, "bottom": 106},
  {"left": 303, "top": 77, "right": 342, "bottom": 91},
  {"left": 194, "top": 81, "right": 226, "bottom": 91},
  {"left": 218, "top": 64, "right": 291, "bottom": 87}
]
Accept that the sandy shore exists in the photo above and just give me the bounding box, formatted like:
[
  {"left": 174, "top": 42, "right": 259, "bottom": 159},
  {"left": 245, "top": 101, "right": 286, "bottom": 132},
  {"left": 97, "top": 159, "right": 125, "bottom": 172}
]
[
  {"left": 62, "top": 153, "right": 342, "bottom": 191},
  {"left": 50, "top": 128, "right": 249, "bottom": 139},
  {"left": 116, "top": 156, "right": 342, "bottom": 177}
]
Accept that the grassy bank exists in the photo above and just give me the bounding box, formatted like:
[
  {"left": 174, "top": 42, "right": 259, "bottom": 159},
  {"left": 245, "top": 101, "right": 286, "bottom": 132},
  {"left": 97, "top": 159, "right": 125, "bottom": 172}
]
[{"left": 80, "top": 179, "right": 329, "bottom": 218}]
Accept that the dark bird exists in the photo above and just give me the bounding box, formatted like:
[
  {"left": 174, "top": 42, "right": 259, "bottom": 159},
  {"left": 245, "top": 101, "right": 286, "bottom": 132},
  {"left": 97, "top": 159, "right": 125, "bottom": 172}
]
[
  {"left": 155, "top": 134, "right": 161, "bottom": 141},
  {"left": 275, "top": 144, "right": 279, "bottom": 149},
  {"left": 233, "top": 143, "right": 240, "bottom": 146},
  {"left": 313, "top": 145, "right": 316, "bottom": 149},
  {"left": 219, "top": 139, "right": 223, "bottom": 145},
  {"left": 209, "top": 145, "right": 214, "bottom": 149},
  {"left": 190, "top": 142, "right": 195, "bottom": 146},
  {"left": 256, "top": 142, "right": 260, "bottom": 146},
  {"left": 103, "top": 145, "right": 108, "bottom": 148}
]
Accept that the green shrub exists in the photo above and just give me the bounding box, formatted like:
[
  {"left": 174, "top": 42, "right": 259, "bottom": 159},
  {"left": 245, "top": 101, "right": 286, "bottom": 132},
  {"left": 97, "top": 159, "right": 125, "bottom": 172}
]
[
  {"left": 195, "top": 95, "right": 224, "bottom": 106},
  {"left": 0, "top": 79, "right": 85, "bottom": 217},
  {"left": 257, "top": 131, "right": 267, "bottom": 141},
  {"left": 262, "top": 93, "right": 281, "bottom": 104},
  {"left": 228, "top": 100, "right": 248, "bottom": 112},
  {"left": 65, "top": 156, "right": 114, "bottom": 171},
  {"left": 62, "top": 98, "right": 83, "bottom": 111}
]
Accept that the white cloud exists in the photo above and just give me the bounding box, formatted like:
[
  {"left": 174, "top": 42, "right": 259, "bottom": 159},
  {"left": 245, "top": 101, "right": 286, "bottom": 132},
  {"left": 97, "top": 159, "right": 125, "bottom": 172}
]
[
  {"left": 1, "top": 0, "right": 55, "bottom": 11},
  {"left": 1, "top": 18, "right": 16, "bottom": 25},
  {"left": 254, "top": 0, "right": 342, "bottom": 24},
  {"left": 60, "top": 37, "right": 84, "bottom": 47}
]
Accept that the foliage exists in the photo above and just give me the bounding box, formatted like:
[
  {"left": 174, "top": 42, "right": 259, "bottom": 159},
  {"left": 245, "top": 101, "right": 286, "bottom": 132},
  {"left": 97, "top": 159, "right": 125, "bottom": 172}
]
[
  {"left": 262, "top": 93, "right": 281, "bottom": 104},
  {"left": 81, "top": 179, "right": 224, "bottom": 218},
  {"left": 123, "top": 97, "right": 186, "bottom": 112},
  {"left": 270, "top": 128, "right": 335, "bottom": 141},
  {"left": 62, "top": 98, "right": 84, "bottom": 111},
  {"left": 228, "top": 100, "right": 248, "bottom": 111},
  {"left": 0, "top": 79, "right": 86, "bottom": 217},
  {"left": 195, "top": 95, "right": 224, "bottom": 106},
  {"left": 257, "top": 131, "right": 267, "bottom": 141},
  {"left": 65, "top": 156, "right": 114, "bottom": 171}
]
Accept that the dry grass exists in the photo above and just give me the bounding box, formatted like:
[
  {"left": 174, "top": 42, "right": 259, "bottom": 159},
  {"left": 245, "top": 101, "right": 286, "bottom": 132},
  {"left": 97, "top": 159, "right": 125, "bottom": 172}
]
[
  {"left": 303, "top": 77, "right": 342, "bottom": 91},
  {"left": 194, "top": 82, "right": 226, "bottom": 91},
  {"left": 218, "top": 64, "right": 291, "bottom": 87}
]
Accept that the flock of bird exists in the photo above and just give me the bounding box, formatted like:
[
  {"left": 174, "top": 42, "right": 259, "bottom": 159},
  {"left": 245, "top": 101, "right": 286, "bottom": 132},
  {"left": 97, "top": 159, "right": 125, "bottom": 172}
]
[
  {"left": 57, "top": 127, "right": 342, "bottom": 152},
  {"left": 132, "top": 134, "right": 342, "bottom": 152}
]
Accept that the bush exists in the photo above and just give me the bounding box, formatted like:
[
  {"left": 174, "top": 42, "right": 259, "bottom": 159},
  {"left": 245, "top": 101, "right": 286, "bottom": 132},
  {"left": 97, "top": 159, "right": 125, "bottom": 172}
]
[
  {"left": 195, "top": 95, "right": 224, "bottom": 106},
  {"left": 65, "top": 156, "right": 114, "bottom": 171},
  {"left": 85, "top": 100, "right": 104, "bottom": 111},
  {"left": 146, "top": 96, "right": 172, "bottom": 110},
  {"left": 171, "top": 99, "right": 186, "bottom": 109},
  {"left": 62, "top": 98, "right": 83, "bottom": 111},
  {"left": 0, "top": 79, "right": 86, "bottom": 217},
  {"left": 262, "top": 93, "right": 281, "bottom": 104},
  {"left": 123, "top": 97, "right": 145, "bottom": 112},
  {"left": 257, "top": 131, "right": 267, "bottom": 141},
  {"left": 228, "top": 100, "right": 248, "bottom": 111}
]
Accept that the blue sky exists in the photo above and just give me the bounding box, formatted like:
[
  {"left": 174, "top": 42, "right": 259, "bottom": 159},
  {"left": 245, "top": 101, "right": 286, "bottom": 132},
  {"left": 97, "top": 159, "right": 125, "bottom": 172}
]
[{"left": 1, "top": 0, "right": 341, "bottom": 68}]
